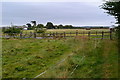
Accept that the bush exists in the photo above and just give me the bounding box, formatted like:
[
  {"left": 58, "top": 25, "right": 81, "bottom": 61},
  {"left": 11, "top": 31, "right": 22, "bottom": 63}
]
[
  {"left": 35, "top": 28, "right": 46, "bottom": 33},
  {"left": 3, "top": 27, "right": 21, "bottom": 36},
  {"left": 36, "top": 29, "right": 45, "bottom": 33},
  {"left": 27, "top": 27, "right": 34, "bottom": 30}
]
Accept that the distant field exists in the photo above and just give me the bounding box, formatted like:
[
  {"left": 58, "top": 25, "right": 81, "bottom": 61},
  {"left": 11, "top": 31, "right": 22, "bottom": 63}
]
[
  {"left": 22, "top": 29, "right": 110, "bottom": 33},
  {"left": 46, "top": 29, "right": 110, "bottom": 33},
  {"left": 2, "top": 38, "right": 118, "bottom": 78}
]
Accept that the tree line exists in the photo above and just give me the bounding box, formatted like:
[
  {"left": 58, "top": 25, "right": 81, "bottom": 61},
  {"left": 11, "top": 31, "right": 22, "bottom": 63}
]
[
  {"left": 26, "top": 21, "right": 110, "bottom": 30},
  {"left": 26, "top": 21, "right": 74, "bottom": 30}
]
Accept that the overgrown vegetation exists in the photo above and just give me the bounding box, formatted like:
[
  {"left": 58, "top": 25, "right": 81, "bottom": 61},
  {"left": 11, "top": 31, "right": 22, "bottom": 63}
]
[
  {"left": 40, "top": 39, "right": 118, "bottom": 78},
  {"left": 2, "top": 38, "right": 118, "bottom": 78},
  {"left": 2, "top": 27, "right": 22, "bottom": 37}
]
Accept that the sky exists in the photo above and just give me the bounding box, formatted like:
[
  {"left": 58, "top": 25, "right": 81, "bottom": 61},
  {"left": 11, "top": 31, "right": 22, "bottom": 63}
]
[{"left": 2, "top": 0, "right": 116, "bottom": 27}]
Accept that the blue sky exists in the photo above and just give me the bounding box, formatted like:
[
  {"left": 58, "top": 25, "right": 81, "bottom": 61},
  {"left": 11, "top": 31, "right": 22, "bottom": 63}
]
[{"left": 2, "top": 2, "right": 116, "bottom": 26}]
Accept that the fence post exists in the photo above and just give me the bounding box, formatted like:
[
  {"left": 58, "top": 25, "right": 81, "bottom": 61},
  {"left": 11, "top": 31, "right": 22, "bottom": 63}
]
[
  {"left": 49, "top": 32, "right": 51, "bottom": 37},
  {"left": 83, "top": 31, "right": 84, "bottom": 36},
  {"left": 29, "top": 32, "right": 32, "bottom": 38},
  {"left": 88, "top": 31, "right": 90, "bottom": 39},
  {"left": 56, "top": 32, "right": 58, "bottom": 37},
  {"left": 64, "top": 32, "right": 66, "bottom": 38},
  {"left": 70, "top": 32, "right": 71, "bottom": 37},
  {"left": 110, "top": 31, "right": 112, "bottom": 40},
  {"left": 101, "top": 31, "right": 104, "bottom": 40},
  {"left": 20, "top": 32, "right": 22, "bottom": 39},
  {"left": 76, "top": 31, "right": 78, "bottom": 36},
  {"left": 96, "top": 31, "right": 97, "bottom": 36},
  {"left": 34, "top": 32, "right": 36, "bottom": 38},
  {"left": 52, "top": 32, "right": 55, "bottom": 39}
]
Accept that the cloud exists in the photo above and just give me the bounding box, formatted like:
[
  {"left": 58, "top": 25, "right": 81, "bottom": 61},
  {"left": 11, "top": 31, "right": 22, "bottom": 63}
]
[{"left": 2, "top": 2, "right": 115, "bottom": 26}]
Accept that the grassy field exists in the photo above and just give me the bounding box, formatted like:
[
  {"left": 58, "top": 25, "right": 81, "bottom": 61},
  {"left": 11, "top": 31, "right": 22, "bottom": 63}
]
[
  {"left": 40, "top": 39, "right": 118, "bottom": 78},
  {"left": 46, "top": 29, "right": 110, "bottom": 33},
  {"left": 2, "top": 37, "right": 118, "bottom": 78},
  {"left": 22, "top": 29, "right": 110, "bottom": 33}
]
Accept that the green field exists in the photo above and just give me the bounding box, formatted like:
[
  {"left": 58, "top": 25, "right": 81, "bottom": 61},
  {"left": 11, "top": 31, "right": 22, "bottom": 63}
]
[
  {"left": 22, "top": 29, "right": 110, "bottom": 33},
  {"left": 46, "top": 29, "right": 110, "bottom": 33},
  {"left": 2, "top": 37, "right": 118, "bottom": 78}
]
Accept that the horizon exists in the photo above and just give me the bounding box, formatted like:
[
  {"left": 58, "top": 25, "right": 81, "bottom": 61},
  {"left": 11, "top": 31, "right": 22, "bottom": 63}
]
[{"left": 1, "top": 23, "right": 115, "bottom": 27}]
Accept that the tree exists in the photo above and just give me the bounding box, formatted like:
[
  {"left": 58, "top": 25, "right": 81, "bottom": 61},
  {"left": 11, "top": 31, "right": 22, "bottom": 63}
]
[
  {"left": 64, "top": 25, "right": 73, "bottom": 29},
  {"left": 102, "top": 1, "right": 120, "bottom": 37},
  {"left": 31, "top": 21, "right": 37, "bottom": 27},
  {"left": 26, "top": 23, "right": 31, "bottom": 27},
  {"left": 26, "top": 23, "right": 32, "bottom": 30},
  {"left": 46, "top": 22, "right": 55, "bottom": 29},
  {"left": 101, "top": 1, "right": 120, "bottom": 34},
  {"left": 37, "top": 24, "right": 44, "bottom": 29},
  {"left": 54, "top": 25, "right": 58, "bottom": 29},
  {"left": 58, "top": 24, "right": 63, "bottom": 29},
  {"left": 35, "top": 24, "right": 46, "bottom": 33},
  {"left": 101, "top": 1, "right": 120, "bottom": 24},
  {"left": 101, "top": 1, "right": 120, "bottom": 54}
]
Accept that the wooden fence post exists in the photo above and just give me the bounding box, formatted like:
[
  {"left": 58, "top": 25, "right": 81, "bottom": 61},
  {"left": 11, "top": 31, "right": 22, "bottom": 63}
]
[
  {"left": 50, "top": 32, "right": 51, "bottom": 37},
  {"left": 56, "top": 32, "right": 58, "bottom": 37},
  {"left": 20, "top": 32, "right": 22, "bottom": 39},
  {"left": 64, "top": 32, "right": 66, "bottom": 38},
  {"left": 96, "top": 31, "right": 97, "bottom": 36},
  {"left": 76, "top": 31, "right": 78, "bottom": 36},
  {"left": 83, "top": 31, "right": 84, "bottom": 36},
  {"left": 52, "top": 32, "right": 55, "bottom": 38},
  {"left": 29, "top": 32, "right": 32, "bottom": 38},
  {"left": 110, "top": 31, "right": 112, "bottom": 40},
  {"left": 88, "top": 31, "right": 90, "bottom": 39},
  {"left": 34, "top": 32, "right": 36, "bottom": 38},
  {"left": 70, "top": 32, "right": 71, "bottom": 37},
  {"left": 101, "top": 31, "right": 104, "bottom": 40}
]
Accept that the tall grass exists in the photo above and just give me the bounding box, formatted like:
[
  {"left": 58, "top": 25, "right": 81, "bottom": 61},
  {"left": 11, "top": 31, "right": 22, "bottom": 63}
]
[
  {"left": 2, "top": 37, "right": 118, "bottom": 78},
  {"left": 38, "top": 39, "right": 118, "bottom": 78}
]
